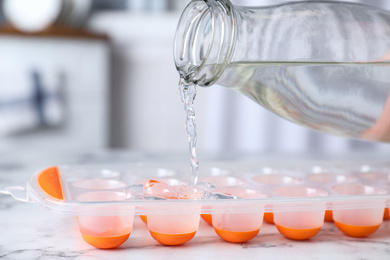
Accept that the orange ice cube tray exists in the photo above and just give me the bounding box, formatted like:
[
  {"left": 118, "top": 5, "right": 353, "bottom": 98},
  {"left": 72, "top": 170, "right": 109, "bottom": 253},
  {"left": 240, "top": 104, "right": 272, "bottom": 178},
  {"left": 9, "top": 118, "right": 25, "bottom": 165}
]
[{"left": 1, "top": 160, "right": 389, "bottom": 248}]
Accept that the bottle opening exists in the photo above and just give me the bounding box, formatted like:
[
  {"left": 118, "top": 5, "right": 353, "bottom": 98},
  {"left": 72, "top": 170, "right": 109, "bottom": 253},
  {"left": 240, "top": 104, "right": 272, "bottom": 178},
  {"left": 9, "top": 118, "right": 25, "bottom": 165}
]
[{"left": 174, "top": 0, "right": 236, "bottom": 87}]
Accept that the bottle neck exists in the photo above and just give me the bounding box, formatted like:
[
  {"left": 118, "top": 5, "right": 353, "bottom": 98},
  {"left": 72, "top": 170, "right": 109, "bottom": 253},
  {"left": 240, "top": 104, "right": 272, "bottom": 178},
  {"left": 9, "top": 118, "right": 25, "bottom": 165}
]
[{"left": 174, "top": 0, "right": 236, "bottom": 87}]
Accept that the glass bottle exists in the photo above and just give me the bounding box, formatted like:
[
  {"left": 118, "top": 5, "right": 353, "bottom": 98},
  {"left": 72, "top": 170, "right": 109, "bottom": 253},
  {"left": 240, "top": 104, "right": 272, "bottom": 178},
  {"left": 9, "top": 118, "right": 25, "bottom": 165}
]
[{"left": 174, "top": 0, "right": 390, "bottom": 143}]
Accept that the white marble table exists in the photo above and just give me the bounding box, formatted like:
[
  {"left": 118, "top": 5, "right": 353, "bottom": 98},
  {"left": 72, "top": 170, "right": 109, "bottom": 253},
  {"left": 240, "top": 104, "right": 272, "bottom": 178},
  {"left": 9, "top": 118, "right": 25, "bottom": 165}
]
[{"left": 1, "top": 150, "right": 390, "bottom": 260}]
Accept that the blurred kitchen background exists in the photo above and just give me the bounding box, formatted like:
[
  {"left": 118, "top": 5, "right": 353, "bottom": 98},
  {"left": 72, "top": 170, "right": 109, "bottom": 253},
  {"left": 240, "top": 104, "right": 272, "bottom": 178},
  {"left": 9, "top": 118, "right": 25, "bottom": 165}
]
[{"left": 1, "top": 0, "right": 390, "bottom": 157}]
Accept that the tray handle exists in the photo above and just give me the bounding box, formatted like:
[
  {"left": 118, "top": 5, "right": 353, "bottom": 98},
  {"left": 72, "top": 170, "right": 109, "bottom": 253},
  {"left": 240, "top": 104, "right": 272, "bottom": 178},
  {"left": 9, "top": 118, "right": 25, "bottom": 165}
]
[{"left": 0, "top": 182, "right": 30, "bottom": 202}]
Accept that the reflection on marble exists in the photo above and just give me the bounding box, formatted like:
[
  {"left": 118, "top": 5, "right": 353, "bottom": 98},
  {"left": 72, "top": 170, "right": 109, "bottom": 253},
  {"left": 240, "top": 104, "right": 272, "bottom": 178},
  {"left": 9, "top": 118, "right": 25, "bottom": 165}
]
[{"left": 0, "top": 150, "right": 390, "bottom": 259}]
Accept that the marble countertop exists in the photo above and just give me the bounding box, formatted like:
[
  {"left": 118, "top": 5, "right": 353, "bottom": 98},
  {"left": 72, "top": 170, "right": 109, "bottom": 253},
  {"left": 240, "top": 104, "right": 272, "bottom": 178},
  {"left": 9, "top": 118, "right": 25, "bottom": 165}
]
[{"left": 1, "top": 150, "right": 389, "bottom": 260}]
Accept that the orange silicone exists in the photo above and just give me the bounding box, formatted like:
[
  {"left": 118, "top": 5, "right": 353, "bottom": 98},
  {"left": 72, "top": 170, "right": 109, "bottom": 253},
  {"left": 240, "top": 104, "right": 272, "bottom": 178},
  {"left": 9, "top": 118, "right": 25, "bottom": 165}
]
[
  {"left": 201, "top": 214, "right": 212, "bottom": 225},
  {"left": 324, "top": 210, "right": 333, "bottom": 222},
  {"left": 149, "top": 230, "right": 196, "bottom": 246},
  {"left": 214, "top": 228, "right": 260, "bottom": 243},
  {"left": 140, "top": 215, "right": 148, "bottom": 224},
  {"left": 384, "top": 208, "right": 389, "bottom": 220},
  {"left": 81, "top": 233, "right": 130, "bottom": 249},
  {"left": 36, "top": 167, "right": 64, "bottom": 200},
  {"left": 264, "top": 212, "right": 274, "bottom": 224},
  {"left": 276, "top": 225, "right": 321, "bottom": 240},
  {"left": 334, "top": 221, "right": 381, "bottom": 238}
]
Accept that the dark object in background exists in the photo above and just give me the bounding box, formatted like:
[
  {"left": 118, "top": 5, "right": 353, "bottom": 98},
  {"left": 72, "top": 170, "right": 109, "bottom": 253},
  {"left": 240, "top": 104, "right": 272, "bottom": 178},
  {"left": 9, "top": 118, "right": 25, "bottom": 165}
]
[
  {"left": 92, "top": 0, "right": 188, "bottom": 12},
  {"left": 32, "top": 71, "right": 46, "bottom": 126},
  {"left": 0, "top": 0, "right": 5, "bottom": 25},
  {"left": 91, "top": 0, "right": 126, "bottom": 10},
  {"left": 0, "top": 69, "right": 65, "bottom": 136}
]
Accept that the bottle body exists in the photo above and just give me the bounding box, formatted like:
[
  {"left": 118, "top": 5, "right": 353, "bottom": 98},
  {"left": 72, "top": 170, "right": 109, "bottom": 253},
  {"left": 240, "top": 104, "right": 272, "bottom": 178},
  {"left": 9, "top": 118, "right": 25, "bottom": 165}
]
[{"left": 174, "top": 0, "right": 390, "bottom": 142}]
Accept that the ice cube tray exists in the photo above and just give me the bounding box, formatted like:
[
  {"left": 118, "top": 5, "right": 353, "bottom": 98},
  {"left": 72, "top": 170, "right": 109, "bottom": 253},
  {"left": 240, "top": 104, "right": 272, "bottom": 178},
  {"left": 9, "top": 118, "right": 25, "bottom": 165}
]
[{"left": 1, "top": 160, "right": 389, "bottom": 248}]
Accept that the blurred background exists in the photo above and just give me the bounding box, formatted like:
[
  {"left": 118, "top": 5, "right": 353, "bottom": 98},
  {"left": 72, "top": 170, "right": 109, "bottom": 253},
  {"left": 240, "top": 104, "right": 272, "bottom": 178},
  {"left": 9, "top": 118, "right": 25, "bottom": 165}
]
[{"left": 1, "top": 0, "right": 390, "bottom": 157}]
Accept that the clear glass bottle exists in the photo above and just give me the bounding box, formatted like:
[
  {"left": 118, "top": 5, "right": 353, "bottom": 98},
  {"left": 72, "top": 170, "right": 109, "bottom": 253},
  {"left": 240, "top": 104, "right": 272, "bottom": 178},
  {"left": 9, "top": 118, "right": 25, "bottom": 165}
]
[{"left": 174, "top": 0, "right": 390, "bottom": 142}]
